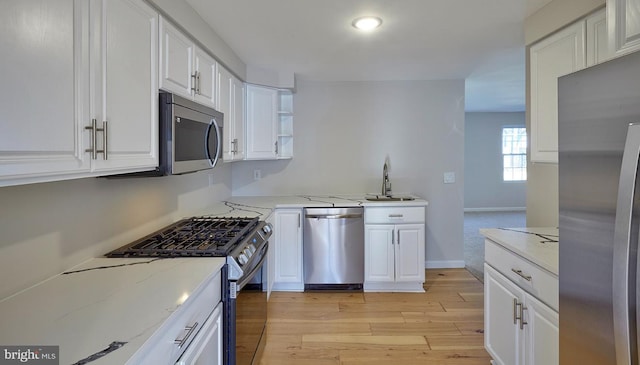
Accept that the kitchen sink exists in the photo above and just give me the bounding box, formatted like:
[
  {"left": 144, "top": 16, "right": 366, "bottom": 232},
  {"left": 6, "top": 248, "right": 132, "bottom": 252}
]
[{"left": 365, "top": 195, "right": 415, "bottom": 201}]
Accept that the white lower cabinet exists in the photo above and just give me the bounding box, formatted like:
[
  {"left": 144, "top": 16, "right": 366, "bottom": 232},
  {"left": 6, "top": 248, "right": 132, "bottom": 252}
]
[
  {"left": 272, "top": 209, "right": 304, "bottom": 291},
  {"left": 175, "top": 302, "right": 223, "bottom": 365},
  {"left": 484, "top": 263, "right": 558, "bottom": 365},
  {"left": 364, "top": 207, "right": 425, "bottom": 292}
]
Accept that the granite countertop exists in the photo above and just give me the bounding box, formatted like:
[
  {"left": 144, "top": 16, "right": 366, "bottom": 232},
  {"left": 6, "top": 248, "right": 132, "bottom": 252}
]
[
  {"left": 480, "top": 227, "right": 559, "bottom": 275},
  {"left": 199, "top": 194, "right": 429, "bottom": 219},
  {"left": 0, "top": 257, "right": 225, "bottom": 364}
]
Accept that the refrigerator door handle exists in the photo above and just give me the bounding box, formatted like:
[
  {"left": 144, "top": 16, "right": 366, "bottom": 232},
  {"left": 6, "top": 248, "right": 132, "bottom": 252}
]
[{"left": 613, "top": 123, "right": 640, "bottom": 365}]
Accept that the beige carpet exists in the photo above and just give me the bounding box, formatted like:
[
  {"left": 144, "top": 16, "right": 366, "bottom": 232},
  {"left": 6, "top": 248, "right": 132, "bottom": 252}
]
[{"left": 464, "top": 211, "right": 526, "bottom": 282}]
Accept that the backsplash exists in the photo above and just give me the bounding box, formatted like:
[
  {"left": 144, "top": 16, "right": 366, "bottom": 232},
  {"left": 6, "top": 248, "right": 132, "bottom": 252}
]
[{"left": 0, "top": 165, "right": 232, "bottom": 300}]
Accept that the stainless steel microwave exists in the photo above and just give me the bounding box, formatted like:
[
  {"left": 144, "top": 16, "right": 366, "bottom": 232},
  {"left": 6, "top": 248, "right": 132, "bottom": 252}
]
[{"left": 157, "top": 92, "right": 223, "bottom": 175}]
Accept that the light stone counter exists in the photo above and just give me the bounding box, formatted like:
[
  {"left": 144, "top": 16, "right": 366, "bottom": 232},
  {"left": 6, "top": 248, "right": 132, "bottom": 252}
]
[
  {"left": 0, "top": 257, "right": 225, "bottom": 364},
  {"left": 480, "top": 227, "right": 558, "bottom": 275},
  {"left": 200, "top": 194, "right": 429, "bottom": 219}
]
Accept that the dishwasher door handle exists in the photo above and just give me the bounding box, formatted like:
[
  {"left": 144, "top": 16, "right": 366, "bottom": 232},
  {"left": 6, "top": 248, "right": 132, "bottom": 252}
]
[{"left": 305, "top": 214, "right": 363, "bottom": 219}]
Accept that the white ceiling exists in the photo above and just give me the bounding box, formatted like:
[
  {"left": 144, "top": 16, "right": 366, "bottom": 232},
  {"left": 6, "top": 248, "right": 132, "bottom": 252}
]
[{"left": 185, "top": 0, "right": 552, "bottom": 112}]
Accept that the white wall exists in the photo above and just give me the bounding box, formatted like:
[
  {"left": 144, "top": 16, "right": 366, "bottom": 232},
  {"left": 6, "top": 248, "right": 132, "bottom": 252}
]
[
  {"left": 0, "top": 166, "right": 232, "bottom": 299},
  {"left": 465, "top": 112, "right": 526, "bottom": 210},
  {"left": 232, "top": 80, "right": 466, "bottom": 268}
]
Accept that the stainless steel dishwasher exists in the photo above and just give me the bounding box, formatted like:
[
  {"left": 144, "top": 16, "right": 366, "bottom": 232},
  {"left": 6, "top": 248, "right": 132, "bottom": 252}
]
[{"left": 303, "top": 207, "right": 364, "bottom": 290}]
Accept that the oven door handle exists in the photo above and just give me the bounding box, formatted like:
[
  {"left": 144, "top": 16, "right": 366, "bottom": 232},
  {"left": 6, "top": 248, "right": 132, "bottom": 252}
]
[{"left": 236, "top": 248, "right": 268, "bottom": 290}]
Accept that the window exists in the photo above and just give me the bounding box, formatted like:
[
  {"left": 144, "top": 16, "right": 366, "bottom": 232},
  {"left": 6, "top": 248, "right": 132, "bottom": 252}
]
[{"left": 502, "top": 127, "right": 527, "bottom": 181}]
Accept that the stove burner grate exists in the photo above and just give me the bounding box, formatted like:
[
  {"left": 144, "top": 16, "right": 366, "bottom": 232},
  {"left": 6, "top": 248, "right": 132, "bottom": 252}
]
[{"left": 106, "top": 216, "right": 260, "bottom": 257}]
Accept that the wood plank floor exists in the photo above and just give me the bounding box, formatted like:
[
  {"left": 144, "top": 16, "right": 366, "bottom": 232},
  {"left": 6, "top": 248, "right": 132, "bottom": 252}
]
[{"left": 258, "top": 268, "right": 492, "bottom": 365}]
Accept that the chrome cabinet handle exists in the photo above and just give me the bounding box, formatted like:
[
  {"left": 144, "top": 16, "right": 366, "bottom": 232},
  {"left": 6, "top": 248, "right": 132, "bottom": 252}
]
[
  {"left": 275, "top": 141, "right": 278, "bottom": 155},
  {"left": 513, "top": 298, "right": 518, "bottom": 324},
  {"left": 85, "top": 120, "right": 108, "bottom": 160},
  {"left": 85, "top": 119, "right": 97, "bottom": 160},
  {"left": 196, "top": 71, "right": 201, "bottom": 94},
  {"left": 388, "top": 214, "right": 403, "bottom": 218},
  {"left": 100, "top": 121, "right": 108, "bottom": 160},
  {"left": 397, "top": 229, "right": 400, "bottom": 245},
  {"left": 174, "top": 322, "right": 198, "bottom": 348},
  {"left": 511, "top": 268, "right": 532, "bottom": 281},
  {"left": 520, "top": 306, "right": 528, "bottom": 330},
  {"left": 191, "top": 72, "right": 197, "bottom": 94}
]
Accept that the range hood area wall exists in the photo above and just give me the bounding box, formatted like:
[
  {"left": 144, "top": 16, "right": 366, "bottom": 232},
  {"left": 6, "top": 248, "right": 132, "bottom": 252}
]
[
  {"left": 0, "top": 164, "right": 232, "bottom": 300},
  {"left": 231, "top": 79, "right": 466, "bottom": 268}
]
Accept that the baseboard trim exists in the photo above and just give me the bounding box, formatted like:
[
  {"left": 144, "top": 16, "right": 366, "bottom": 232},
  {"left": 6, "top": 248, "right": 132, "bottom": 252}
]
[
  {"left": 464, "top": 207, "right": 526, "bottom": 212},
  {"left": 425, "top": 260, "right": 465, "bottom": 269}
]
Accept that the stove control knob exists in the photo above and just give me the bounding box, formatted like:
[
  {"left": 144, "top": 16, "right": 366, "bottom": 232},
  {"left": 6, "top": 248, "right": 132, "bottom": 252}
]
[
  {"left": 248, "top": 244, "right": 256, "bottom": 254},
  {"left": 243, "top": 248, "right": 253, "bottom": 259},
  {"left": 238, "top": 254, "right": 248, "bottom": 265},
  {"left": 262, "top": 224, "right": 272, "bottom": 235}
]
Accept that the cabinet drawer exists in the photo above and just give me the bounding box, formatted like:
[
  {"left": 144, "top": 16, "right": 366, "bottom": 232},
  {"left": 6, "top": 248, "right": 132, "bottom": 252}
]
[
  {"left": 365, "top": 207, "right": 425, "bottom": 224},
  {"left": 129, "top": 270, "right": 222, "bottom": 364},
  {"left": 485, "top": 239, "right": 558, "bottom": 311}
]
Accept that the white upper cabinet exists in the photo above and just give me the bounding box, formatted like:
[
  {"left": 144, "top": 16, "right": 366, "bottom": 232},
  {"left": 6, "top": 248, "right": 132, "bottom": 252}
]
[
  {"left": 193, "top": 47, "right": 217, "bottom": 107},
  {"left": 530, "top": 21, "right": 586, "bottom": 163},
  {"left": 218, "top": 66, "right": 245, "bottom": 162},
  {"left": 245, "top": 85, "right": 278, "bottom": 160},
  {"left": 530, "top": 8, "right": 616, "bottom": 164},
  {"left": 586, "top": 9, "right": 615, "bottom": 67},
  {"left": 245, "top": 84, "right": 294, "bottom": 160},
  {"left": 0, "top": 0, "right": 159, "bottom": 186},
  {"left": 159, "top": 17, "right": 217, "bottom": 109},
  {"left": 90, "top": 0, "right": 159, "bottom": 173},
  {"left": 607, "top": 0, "right": 640, "bottom": 57},
  {"left": 0, "top": 1, "right": 91, "bottom": 183}
]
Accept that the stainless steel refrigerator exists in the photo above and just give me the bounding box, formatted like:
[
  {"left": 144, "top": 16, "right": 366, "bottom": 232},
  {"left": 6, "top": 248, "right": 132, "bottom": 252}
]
[{"left": 559, "top": 50, "right": 640, "bottom": 364}]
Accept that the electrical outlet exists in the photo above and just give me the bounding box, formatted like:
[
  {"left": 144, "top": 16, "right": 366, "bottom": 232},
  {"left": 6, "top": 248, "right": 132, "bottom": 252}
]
[
  {"left": 253, "top": 169, "right": 262, "bottom": 180},
  {"left": 444, "top": 172, "right": 455, "bottom": 184}
]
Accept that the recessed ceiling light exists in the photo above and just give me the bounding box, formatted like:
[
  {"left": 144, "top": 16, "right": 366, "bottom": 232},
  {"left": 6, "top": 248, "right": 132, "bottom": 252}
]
[{"left": 352, "top": 16, "right": 382, "bottom": 31}]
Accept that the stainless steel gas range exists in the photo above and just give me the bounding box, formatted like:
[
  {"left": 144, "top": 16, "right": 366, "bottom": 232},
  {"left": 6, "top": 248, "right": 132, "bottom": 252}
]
[{"left": 107, "top": 216, "right": 272, "bottom": 365}]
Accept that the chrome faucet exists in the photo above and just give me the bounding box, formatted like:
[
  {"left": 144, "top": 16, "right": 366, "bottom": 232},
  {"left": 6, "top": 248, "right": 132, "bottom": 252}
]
[{"left": 382, "top": 161, "right": 392, "bottom": 196}]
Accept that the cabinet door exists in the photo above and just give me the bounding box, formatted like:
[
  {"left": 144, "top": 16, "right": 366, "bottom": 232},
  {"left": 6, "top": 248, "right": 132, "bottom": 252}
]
[
  {"left": 193, "top": 48, "right": 217, "bottom": 108},
  {"left": 159, "top": 17, "right": 193, "bottom": 97},
  {"left": 608, "top": 0, "right": 640, "bottom": 57},
  {"left": 395, "top": 224, "right": 425, "bottom": 282},
  {"left": 586, "top": 8, "right": 614, "bottom": 67},
  {"left": 218, "top": 66, "right": 233, "bottom": 161},
  {"left": 245, "top": 85, "right": 278, "bottom": 160},
  {"left": 91, "top": 0, "right": 158, "bottom": 173},
  {"left": 232, "top": 78, "right": 246, "bottom": 160},
  {"left": 523, "top": 293, "right": 559, "bottom": 365},
  {"left": 0, "top": 0, "right": 91, "bottom": 185},
  {"left": 176, "top": 302, "right": 223, "bottom": 365},
  {"left": 274, "top": 210, "right": 303, "bottom": 290},
  {"left": 530, "top": 21, "right": 586, "bottom": 163},
  {"left": 364, "top": 225, "right": 395, "bottom": 282},
  {"left": 485, "top": 264, "right": 525, "bottom": 365}
]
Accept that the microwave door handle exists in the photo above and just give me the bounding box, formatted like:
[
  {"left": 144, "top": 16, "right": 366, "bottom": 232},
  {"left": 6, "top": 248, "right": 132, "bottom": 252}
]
[
  {"left": 613, "top": 123, "right": 640, "bottom": 365},
  {"left": 206, "top": 117, "right": 221, "bottom": 167}
]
